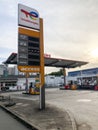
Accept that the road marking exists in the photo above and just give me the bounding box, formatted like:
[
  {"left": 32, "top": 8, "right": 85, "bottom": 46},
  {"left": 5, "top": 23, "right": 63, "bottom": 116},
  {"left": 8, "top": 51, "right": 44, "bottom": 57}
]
[
  {"left": 78, "top": 123, "right": 91, "bottom": 130},
  {"left": 77, "top": 99, "right": 92, "bottom": 102},
  {"left": 16, "top": 103, "right": 23, "bottom": 105},
  {"left": 21, "top": 104, "right": 29, "bottom": 107}
]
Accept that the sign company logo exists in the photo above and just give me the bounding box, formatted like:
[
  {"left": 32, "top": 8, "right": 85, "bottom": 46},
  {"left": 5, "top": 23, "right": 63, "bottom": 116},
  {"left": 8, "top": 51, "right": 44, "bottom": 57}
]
[
  {"left": 21, "top": 9, "right": 39, "bottom": 21},
  {"left": 18, "top": 4, "right": 40, "bottom": 30}
]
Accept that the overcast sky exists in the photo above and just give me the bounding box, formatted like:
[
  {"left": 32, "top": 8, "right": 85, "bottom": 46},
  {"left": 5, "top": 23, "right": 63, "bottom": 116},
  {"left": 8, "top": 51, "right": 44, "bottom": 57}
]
[{"left": 0, "top": 0, "right": 98, "bottom": 73}]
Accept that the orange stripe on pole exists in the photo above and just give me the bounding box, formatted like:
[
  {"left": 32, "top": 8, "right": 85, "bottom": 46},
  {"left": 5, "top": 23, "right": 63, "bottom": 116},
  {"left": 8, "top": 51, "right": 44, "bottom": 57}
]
[
  {"left": 40, "top": 18, "right": 45, "bottom": 87},
  {"left": 19, "top": 27, "right": 39, "bottom": 37}
]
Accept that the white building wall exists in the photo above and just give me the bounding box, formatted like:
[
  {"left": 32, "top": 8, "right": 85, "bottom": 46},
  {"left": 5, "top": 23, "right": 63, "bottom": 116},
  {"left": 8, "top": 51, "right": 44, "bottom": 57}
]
[
  {"left": 54, "top": 76, "right": 64, "bottom": 85},
  {"left": 17, "top": 77, "right": 35, "bottom": 89},
  {"left": 66, "top": 76, "right": 77, "bottom": 84},
  {"left": 45, "top": 75, "right": 55, "bottom": 87},
  {"left": 0, "top": 64, "right": 5, "bottom": 75},
  {"left": 14, "top": 66, "right": 18, "bottom": 75},
  {"left": 8, "top": 67, "right": 15, "bottom": 75},
  {"left": 45, "top": 75, "right": 64, "bottom": 87}
]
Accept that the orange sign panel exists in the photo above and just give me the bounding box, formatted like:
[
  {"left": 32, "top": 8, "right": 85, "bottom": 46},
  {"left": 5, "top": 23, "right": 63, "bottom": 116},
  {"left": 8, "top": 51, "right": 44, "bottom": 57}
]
[
  {"left": 18, "top": 66, "right": 40, "bottom": 72},
  {"left": 18, "top": 27, "right": 41, "bottom": 72}
]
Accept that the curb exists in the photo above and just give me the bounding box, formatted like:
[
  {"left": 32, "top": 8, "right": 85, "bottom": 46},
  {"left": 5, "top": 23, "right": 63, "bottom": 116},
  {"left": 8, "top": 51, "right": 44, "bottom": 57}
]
[
  {"left": 66, "top": 110, "right": 77, "bottom": 130},
  {"left": 0, "top": 102, "right": 77, "bottom": 130},
  {"left": 0, "top": 105, "right": 38, "bottom": 130}
]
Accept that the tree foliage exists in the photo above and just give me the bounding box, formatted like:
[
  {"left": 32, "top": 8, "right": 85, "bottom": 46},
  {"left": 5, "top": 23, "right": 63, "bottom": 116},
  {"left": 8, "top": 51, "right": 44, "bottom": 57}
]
[{"left": 48, "top": 69, "right": 63, "bottom": 76}]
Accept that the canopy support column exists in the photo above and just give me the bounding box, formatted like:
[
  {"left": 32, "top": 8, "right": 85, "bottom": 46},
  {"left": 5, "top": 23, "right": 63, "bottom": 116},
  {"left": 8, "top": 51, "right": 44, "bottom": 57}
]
[{"left": 63, "top": 68, "right": 66, "bottom": 86}]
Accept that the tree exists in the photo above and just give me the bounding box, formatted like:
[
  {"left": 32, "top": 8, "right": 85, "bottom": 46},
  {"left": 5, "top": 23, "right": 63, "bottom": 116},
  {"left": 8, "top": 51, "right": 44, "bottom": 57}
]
[{"left": 48, "top": 69, "right": 63, "bottom": 76}]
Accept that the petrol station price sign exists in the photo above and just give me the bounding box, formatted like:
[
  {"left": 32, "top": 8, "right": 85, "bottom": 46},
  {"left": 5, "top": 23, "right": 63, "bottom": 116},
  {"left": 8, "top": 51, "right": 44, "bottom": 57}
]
[
  {"left": 18, "top": 4, "right": 45, "bottom": 109},
  {"left": 18, "top": 27, "right": 41, "bottom": 72},
  {"left": 18, "top": 4, "right": 41, "bottom": 73}
]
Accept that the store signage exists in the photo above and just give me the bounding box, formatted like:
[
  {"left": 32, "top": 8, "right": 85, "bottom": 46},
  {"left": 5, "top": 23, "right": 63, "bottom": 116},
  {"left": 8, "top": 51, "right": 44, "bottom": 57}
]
[
  {"left": 18, "top": 66, "right": 40, "bottom": 72},
  {"left": 18, "top": 4, "right": 40, "bottom": 30}
]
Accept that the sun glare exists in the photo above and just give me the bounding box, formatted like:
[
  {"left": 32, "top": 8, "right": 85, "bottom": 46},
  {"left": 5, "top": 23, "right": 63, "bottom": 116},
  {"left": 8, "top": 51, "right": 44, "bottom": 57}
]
[{"left": 91, "top": 48, "right": 98, "bottom": 58}]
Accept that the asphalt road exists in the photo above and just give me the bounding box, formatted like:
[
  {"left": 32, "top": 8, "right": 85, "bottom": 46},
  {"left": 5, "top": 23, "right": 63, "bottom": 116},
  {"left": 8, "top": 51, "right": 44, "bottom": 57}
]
[
  {"left": 0, "top": 108, "right": 31, "bottom": 130},
  {"left": 2, "top": 88, "right": 98, "bottom": 130},
  {"left": 45, "top": 89, "right": 98, "bottom": 130}
]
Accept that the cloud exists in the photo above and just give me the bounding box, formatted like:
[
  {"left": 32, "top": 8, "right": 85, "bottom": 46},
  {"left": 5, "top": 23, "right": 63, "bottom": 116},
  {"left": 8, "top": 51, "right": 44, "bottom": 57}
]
[
  {"left": 0, "top": 47, "right": 14, "bottom": 63},
  {"left": 43, "top": 0, "right": 98, "bottom": 64},
  {"left": 0, "top": 0, "right": 98, "bottom": 73},
  {"left": 0, "top": 47, "right": 14, "bottom": 55}
]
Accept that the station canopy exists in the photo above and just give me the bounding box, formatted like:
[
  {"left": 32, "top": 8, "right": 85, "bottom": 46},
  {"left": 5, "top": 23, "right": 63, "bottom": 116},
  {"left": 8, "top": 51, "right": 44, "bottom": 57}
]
[{"left": 3, "top": 53, "right": 88, "bottom": 68}]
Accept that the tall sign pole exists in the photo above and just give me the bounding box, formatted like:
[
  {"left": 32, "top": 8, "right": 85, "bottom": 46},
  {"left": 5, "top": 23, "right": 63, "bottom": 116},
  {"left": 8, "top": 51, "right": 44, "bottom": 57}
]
[
  {"left": 40, "top": 18, "right": 45, "bottom": 109},
  {"left": 18, "top": 4, "right": 45, "bottom": 109}
]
